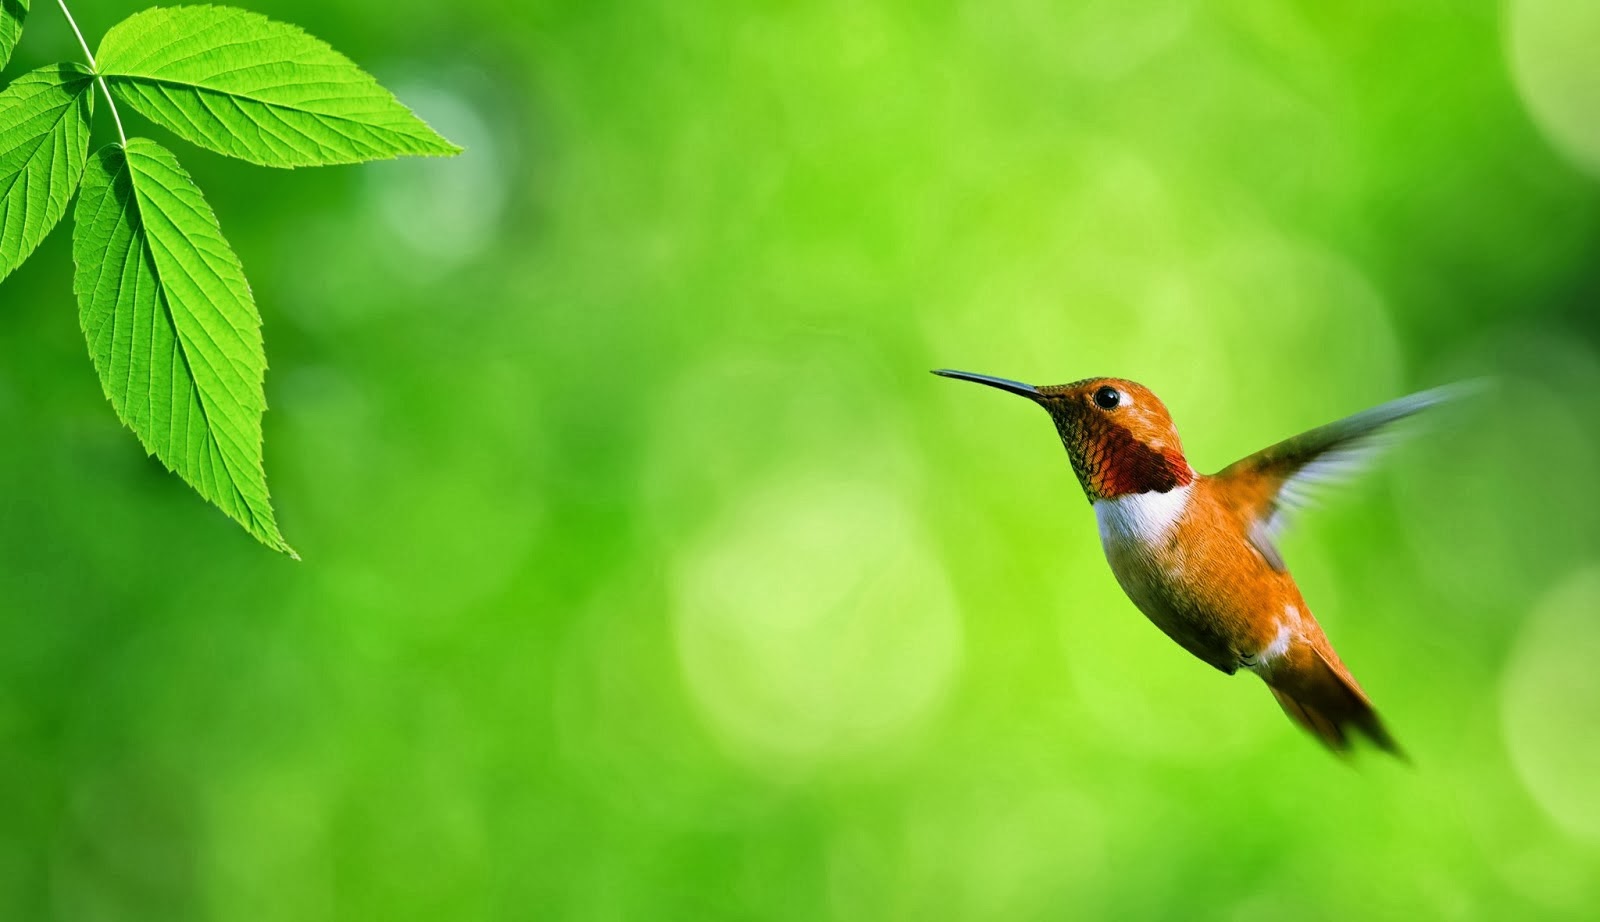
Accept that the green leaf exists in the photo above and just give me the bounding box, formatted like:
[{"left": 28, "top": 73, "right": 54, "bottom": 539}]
[
  {"left": 96, "top": 5, "right": 460, "bottom": 168},
  {"left": 73, "top": 137, "right": 294, "bottom": 555},
  {"left": 0, "top": 0, "right": 26, "bottom": 72},
  {"left": 0, "top": 63, "right": 93, "bottom": 283}
]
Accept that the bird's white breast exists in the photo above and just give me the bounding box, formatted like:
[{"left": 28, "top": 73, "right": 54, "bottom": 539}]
[{"left": 1093, "top": 483, "right": 1193, "bottom": 550}]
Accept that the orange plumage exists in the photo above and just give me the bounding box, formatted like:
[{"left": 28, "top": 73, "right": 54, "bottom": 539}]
[{"left": 935, "top": 369, "right": 1459, "bottom": 756}]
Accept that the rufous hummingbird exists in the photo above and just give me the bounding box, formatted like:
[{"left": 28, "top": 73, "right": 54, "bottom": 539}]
[{"left": 935, "top": 369, "right": 1460, "bottom": 756}]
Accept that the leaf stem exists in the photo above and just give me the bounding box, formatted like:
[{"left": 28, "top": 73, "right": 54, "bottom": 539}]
[{"left": 56, "top": 0, "right": 126, "bottom": 146}]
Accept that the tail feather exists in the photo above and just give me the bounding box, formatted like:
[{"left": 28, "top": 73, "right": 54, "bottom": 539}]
[{"left": 1265, "top": 644, "right": 1403, "bottom": 758}]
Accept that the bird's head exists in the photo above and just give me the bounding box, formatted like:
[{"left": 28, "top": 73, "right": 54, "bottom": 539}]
[{"left": 934, "top": 369, "right": 1194, "bottom": 501}]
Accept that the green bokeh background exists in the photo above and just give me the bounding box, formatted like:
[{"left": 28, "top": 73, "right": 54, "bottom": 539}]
[{"left": 4, "top": 0, "right": 1600, "bottom": 918}]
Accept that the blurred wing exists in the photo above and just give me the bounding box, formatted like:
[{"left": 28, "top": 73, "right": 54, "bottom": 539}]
[{"left": 1215, "top": 383, "right": 1474, "bottom": 571}]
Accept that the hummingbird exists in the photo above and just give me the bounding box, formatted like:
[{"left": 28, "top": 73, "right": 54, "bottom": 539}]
[{"left": 934, "top": 369, "right": 1461, "bottom": 756}]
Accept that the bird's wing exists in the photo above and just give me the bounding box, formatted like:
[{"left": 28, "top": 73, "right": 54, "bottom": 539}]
[{"left": 1213, "top": 383, "right": 1473, "bottom": 571}]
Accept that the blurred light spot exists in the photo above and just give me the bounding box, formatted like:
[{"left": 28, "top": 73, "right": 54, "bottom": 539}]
[
  {"left": 1501, "top": 565, "right": 1600, "bottom": 843},
  {"left": 1056, "top": 0, "right": 1195, "bottom": 82},
  {"left": 1190, "top": 234, "right": 1404, "bottom": 433},
  {"left": 643, "top": 346, "right": 924, "bottom": 544},
  {"left": 1509, "top": 0, "right": 1600, "bottom": 175},
  {"left": 943, "top": 788, "right": 1108, "bottom": 915},
  {"left": 919, "top": 143, "right": 1197, "bottom": 377},
  {"left": 672, "top": 477, "right": 961, "bottom": 773},
  {"left": 876, "top": 784, "right": 1108, "bottom": 918},
  {"left": 971, "top": 0, "right": 1194, "bottom": 83},
  {"left": 363, "top": 80, "right": 506, "bottom": 277},
  {"left": 1400, "top": 335, "right": 1600, "bottom": 608}
]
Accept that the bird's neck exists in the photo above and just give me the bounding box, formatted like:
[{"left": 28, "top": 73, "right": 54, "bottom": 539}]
[{"left": 1055, "top": 420, "right": 1194, "bottom": 501}]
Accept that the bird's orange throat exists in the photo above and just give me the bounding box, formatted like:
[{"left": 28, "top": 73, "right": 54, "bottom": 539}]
[{"left": 1050, "top": 414, "right": 1194, "bottom": 500}]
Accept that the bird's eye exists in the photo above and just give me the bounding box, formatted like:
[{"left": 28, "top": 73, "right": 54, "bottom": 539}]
[{"left": 1093, "top": 386, "right": 1121, "bottom": 410}]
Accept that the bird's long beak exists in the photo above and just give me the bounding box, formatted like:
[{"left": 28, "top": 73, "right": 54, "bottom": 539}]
[{"left": 932, "top": 368, "right": 1043, "bottom": 401}]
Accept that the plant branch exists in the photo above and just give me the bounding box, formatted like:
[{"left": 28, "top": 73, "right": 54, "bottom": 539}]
[{"left": 56, "top": 0, "right": 126, "bottom": 146}]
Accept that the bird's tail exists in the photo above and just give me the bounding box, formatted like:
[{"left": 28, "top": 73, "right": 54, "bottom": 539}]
[{"left": 1262, "top": 642, "right": 1403, "bottom": 758}]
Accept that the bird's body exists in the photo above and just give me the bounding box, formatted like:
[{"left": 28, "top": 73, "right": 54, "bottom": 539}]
[
  {"left": 935, "top": 370, "right": 1457, "bottom": 755},
  {"left": 1095, "top": 477, "right": 1301, "bottom": 675}
]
